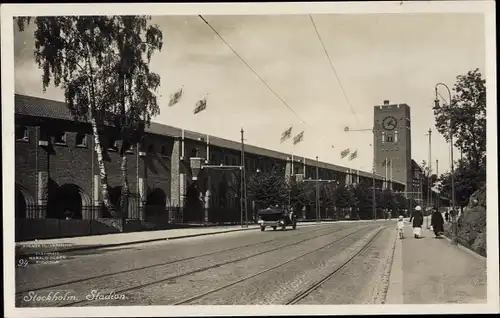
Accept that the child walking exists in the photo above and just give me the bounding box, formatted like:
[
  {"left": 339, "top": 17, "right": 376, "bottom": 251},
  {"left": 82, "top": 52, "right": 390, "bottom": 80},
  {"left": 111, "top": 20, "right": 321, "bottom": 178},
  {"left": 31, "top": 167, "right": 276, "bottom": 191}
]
[{"left": 397, "top": 215, "right": 405, "bottom": 239}]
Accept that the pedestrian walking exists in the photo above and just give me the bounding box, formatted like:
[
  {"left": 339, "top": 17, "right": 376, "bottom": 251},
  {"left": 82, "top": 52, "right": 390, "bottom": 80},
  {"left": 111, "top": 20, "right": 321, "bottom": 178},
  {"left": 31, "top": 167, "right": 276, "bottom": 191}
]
[
  {"left": 431, "top": 208, "right": 445, "bottom": 238},
  {"left": 445, "top": 211, "right": 450, "bottom": 223},
  {"left": 409, "top": 205, "right": 423, "bottom": 239},
  {"left": 397, "top": 215, "right": 405, "bottom": 239}
]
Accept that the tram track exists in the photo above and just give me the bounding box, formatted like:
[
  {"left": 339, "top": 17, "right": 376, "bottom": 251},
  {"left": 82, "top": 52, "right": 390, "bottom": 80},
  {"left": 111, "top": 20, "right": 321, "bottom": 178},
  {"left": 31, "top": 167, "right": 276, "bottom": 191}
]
[
  {"left": 172, "top": 225, "right": 378, "bottom": 305},
  {"left": 16, "top": 223, "right": 339, "bottom": 295},
  {"left": 17, "top": 224, "right": 370, "bottom": 307},
  {"left": 286, "top": 226, "right": 387, "bottom": 304}
]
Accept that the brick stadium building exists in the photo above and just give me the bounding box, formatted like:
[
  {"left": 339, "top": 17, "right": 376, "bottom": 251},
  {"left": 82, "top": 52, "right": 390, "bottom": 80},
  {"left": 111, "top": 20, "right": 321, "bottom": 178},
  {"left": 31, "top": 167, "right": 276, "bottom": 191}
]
[{"left": 14, "top": 94, "right": 405, "bottom": 240}]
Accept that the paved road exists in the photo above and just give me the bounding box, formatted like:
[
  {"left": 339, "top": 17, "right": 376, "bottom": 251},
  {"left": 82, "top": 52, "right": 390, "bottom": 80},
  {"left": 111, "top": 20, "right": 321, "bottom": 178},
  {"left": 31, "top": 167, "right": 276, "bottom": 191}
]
[{"left": 16, "top": 221, "right": 396, "bottom": 307}]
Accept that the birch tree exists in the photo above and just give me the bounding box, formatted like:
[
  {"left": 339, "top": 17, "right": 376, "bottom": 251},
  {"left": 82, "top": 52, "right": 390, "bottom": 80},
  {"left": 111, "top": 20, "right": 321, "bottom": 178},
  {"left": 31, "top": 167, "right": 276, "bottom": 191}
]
[
  {"left": 107, "top": 16, "right": 162, "bottom": 216},
  {"left": 16, "top": 16, "right": 162, "bottom": 217}
]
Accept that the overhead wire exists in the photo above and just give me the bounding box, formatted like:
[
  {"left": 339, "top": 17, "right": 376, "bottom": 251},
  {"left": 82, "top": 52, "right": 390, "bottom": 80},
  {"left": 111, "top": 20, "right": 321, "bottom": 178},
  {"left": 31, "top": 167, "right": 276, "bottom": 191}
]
[
  {"left": 197, "top": 15, "right": 334, "bottom": 147},
  {"left": 309, "top": 14, "right": 367, "bottom": 166},
  {"left": 309, "top": 14, "right": 361, "bottom": 126}
]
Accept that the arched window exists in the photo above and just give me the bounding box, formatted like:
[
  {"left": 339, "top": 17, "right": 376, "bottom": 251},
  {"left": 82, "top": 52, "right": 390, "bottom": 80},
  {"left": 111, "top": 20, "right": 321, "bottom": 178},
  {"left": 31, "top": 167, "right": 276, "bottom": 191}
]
[
  {"left": 161, "top": 145, "right": 168, "bottom": 157},
  {"left": 191, "top": 148, "right": 198, "bottom": 158},
  {"left": 16, "top": 125, "right": 29, "bottom": 141},
  {"left": 140, "top": 137, "right": 146, "bottom": 152},
  {"left": 76, "top": 132, "right": 87, "bottom": 147},
  {"left": 125, "top": 143, "right": 134, "bottom": 154},
  {"left": 54, "top": 131, "right": 67, "bottom": 145},
  {"left": 107, "top": 136, "right": 118, "bottom": 151}
]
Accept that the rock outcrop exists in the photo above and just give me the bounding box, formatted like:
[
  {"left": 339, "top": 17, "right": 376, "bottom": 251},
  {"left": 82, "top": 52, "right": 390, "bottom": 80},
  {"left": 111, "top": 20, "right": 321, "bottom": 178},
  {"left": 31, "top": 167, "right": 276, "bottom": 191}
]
[{"left": 454, "top": 183, "right": 487, "bottom": 257}]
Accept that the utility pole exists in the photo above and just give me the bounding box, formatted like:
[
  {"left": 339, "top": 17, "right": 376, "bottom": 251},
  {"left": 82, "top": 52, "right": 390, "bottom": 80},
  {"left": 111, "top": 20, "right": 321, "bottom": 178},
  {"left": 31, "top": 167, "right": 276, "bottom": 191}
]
[
  {"left": 372, "top": 164, "right": 376, "bottom": 221},
  {"left": 287, "top": 158, "right": 292, "bottom": 214},
  {"left": 316, "top": 156, "right": 320, "bottom": 223},
  {"left": 427, "top": 128, "right": 432, "bottom": 228},
  {"left": 240, "top": 128, "right": 245, "bottom": 228},
  {"left": 436, "top": 159, "right": 440, "bottom": 213},
  {"left": 389, "top": 159, "right": 393, "bottom": 191},
  {"left": 384, "top": 157, "right": 388, "bottom": 190}
]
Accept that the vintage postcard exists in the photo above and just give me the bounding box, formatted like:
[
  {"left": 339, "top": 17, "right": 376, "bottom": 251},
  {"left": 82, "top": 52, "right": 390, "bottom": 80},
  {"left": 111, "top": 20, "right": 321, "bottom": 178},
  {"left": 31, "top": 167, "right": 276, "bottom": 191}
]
[{"left": 2, "top": 1, "right": 498, "bottom": 317}]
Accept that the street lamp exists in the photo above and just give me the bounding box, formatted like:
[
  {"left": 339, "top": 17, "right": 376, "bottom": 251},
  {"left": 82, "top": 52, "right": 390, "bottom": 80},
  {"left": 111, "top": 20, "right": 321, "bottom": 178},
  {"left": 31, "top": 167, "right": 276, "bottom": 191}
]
[{"left": 435, "top": 82, "right": 457, "bottom": 245}]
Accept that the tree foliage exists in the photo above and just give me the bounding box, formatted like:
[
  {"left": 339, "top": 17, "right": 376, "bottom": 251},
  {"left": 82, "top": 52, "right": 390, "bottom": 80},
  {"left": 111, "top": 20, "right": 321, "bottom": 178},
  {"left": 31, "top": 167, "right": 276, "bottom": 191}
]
[
  {"left": 433, "top": 68, "right": 486, "bottom": 170},
  {"left": 289, "top": 179, "right": 315, "bottom": 209},
  {"left": 247, "top": 169, "right": 289, "bottom": 208},
  {"left": 16, "top": 16, "right": 163, "bottom": 217},
  {"left": 419, "top": 160, "right": 438, "bottom": 204},
  {"left": 437, "top": 158, "right": 486, "bottom": 208},
  {"left": 320, "top": 182, "right": 338, "bottom": 209},
  {"left": 433, "top": 69, "right": 487, "bottom": 211}
]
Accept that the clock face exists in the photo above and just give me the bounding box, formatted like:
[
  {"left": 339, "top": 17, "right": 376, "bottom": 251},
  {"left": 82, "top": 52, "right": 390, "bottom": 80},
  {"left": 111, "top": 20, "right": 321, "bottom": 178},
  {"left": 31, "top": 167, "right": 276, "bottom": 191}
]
[{"left": 382, "top": 116, "right": 397, "bottom": 131}]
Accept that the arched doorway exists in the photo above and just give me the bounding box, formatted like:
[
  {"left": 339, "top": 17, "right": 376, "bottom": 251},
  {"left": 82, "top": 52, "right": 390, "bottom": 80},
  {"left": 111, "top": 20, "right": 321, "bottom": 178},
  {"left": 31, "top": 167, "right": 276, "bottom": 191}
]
[
  {"left": 105, "top": 185, "right": 123, "bottom": 218},
  {"left": 184, "top": 182, "right": 203, "bottom": 222},
  {"left": 145, "top": 187, "right": 167, "bottom": 219},
  {"left": 15, "top": 184, "right": 35, "bottom": 219},
  {"left": 49, "top": 184, "right": 91, "bottom": 219},
  {"left": 217, "top": 179, "right": 232, "bottom": 223}
]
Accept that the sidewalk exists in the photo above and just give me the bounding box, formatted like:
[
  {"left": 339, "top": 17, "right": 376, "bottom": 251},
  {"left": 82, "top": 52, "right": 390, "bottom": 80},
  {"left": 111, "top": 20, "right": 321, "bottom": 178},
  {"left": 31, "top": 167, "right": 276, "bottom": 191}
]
[
  {"left": 386, "top": 224, "right": 487, "bottom": 304},
  {"left": 15, "top": 219, "right": 389, "bottom": 257},
  {"left": 15, "top": 220, "right": 349, "bottom": 256},
  {"left": 15, "top": 224, "right": 261, "bottom": 257}
]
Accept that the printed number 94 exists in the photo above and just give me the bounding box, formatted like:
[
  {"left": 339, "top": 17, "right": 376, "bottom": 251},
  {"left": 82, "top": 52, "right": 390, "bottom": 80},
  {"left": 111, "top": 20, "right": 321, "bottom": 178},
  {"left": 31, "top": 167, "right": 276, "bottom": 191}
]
[{"left": 18, "top": 259, "right": 29, "bottom": 267}]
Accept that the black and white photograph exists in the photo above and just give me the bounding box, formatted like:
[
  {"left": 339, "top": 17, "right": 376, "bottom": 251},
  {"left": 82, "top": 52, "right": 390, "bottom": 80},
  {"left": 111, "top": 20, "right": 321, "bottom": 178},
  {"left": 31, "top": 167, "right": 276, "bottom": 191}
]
[{"left": 2, "top": 1, "right": 498, "bottom": 317}]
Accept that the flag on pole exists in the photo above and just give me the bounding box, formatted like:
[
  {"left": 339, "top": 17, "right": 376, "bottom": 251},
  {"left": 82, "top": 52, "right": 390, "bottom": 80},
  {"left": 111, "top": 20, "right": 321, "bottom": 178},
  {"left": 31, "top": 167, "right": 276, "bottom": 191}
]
[
  {"left": 293, "top": 131, "right": 304, "bottom": 145},
  {"left": 280, "top": 126, "right": 293, "bottom": 143},
  {"left": 340, "top": 148, "right": 351, "bottom": 159},
  {"left": 168, "top": 87, "right": 183, "bottom": 106},
  {"left": 348, "top": 149, "right": 358, "bottom": 161},
  {"left": 193, "top": 97, "right": 207, "bottom": 114}
]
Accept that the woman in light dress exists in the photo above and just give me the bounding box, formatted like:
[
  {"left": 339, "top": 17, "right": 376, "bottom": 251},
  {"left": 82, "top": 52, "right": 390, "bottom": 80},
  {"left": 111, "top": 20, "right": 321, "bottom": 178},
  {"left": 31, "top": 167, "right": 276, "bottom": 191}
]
[
  {"left": 409, "top": 205, "right": 423, "bottom": 239},
  {"left": 397, "top": 215, "right": 405, "bottom": 239}
]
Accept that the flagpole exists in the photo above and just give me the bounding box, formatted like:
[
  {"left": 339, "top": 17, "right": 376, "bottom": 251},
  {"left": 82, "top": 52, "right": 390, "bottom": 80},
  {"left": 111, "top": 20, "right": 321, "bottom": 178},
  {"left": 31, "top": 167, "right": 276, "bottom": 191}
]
[
  {"left": 390, "top": 159, "right": 393, "bottom": 191},
  {"left": 181, "top": 129, "right": 185, "bottom": 159},
  {"left": 206, "top": 134, "right": 210, "bottom": 163},
  {"left": 303, "top": 156, "right": 306, "bottom": 179},
  {"left": 385, "top": 157, "right": 388, "bottom": 190},
  {"left": 316, "top": 156, "right": 320, "bottom": 224}
]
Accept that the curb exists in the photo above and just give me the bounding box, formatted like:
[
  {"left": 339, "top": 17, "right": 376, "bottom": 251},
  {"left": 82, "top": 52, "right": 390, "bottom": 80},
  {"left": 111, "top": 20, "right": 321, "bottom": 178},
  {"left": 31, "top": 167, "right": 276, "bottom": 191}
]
[
  {"left": 384, "top": 230, "right": 403, "bottom": 304},
  {"left": 16, "top": 222, "right": 331, "bottom": 257},
  {"left": 370, "top": 228, "right": 397, "bottom": 304},
  {"left": 17, "top": 226, "right": 258, "bottom": 258},
  {"left": 440, "top": 234, "right": 487, "bottom": 261}
]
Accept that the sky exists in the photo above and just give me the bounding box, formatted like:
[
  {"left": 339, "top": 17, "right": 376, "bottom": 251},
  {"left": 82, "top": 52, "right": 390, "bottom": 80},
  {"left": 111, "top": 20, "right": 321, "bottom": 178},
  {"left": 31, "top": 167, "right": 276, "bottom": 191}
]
[{"left": 14, "top": 13, "right": 485, "bottom": 175}]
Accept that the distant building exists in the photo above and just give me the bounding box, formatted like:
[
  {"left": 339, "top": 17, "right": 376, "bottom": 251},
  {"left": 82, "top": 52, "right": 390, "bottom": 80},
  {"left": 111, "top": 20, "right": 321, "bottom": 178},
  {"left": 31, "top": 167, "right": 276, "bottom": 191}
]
[
  {"left": 14, "top": 94, "right": 405, "bottom": 240},
  {"left": 373, "top": 100, "right": 413, "bottom": 196}
]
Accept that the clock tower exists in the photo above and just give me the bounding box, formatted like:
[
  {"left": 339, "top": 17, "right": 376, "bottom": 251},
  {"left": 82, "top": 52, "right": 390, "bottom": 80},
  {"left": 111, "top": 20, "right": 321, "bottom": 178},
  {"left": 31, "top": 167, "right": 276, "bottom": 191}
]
[{"left": 373, "top": 100, "right": 412, "bottom": 194}]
